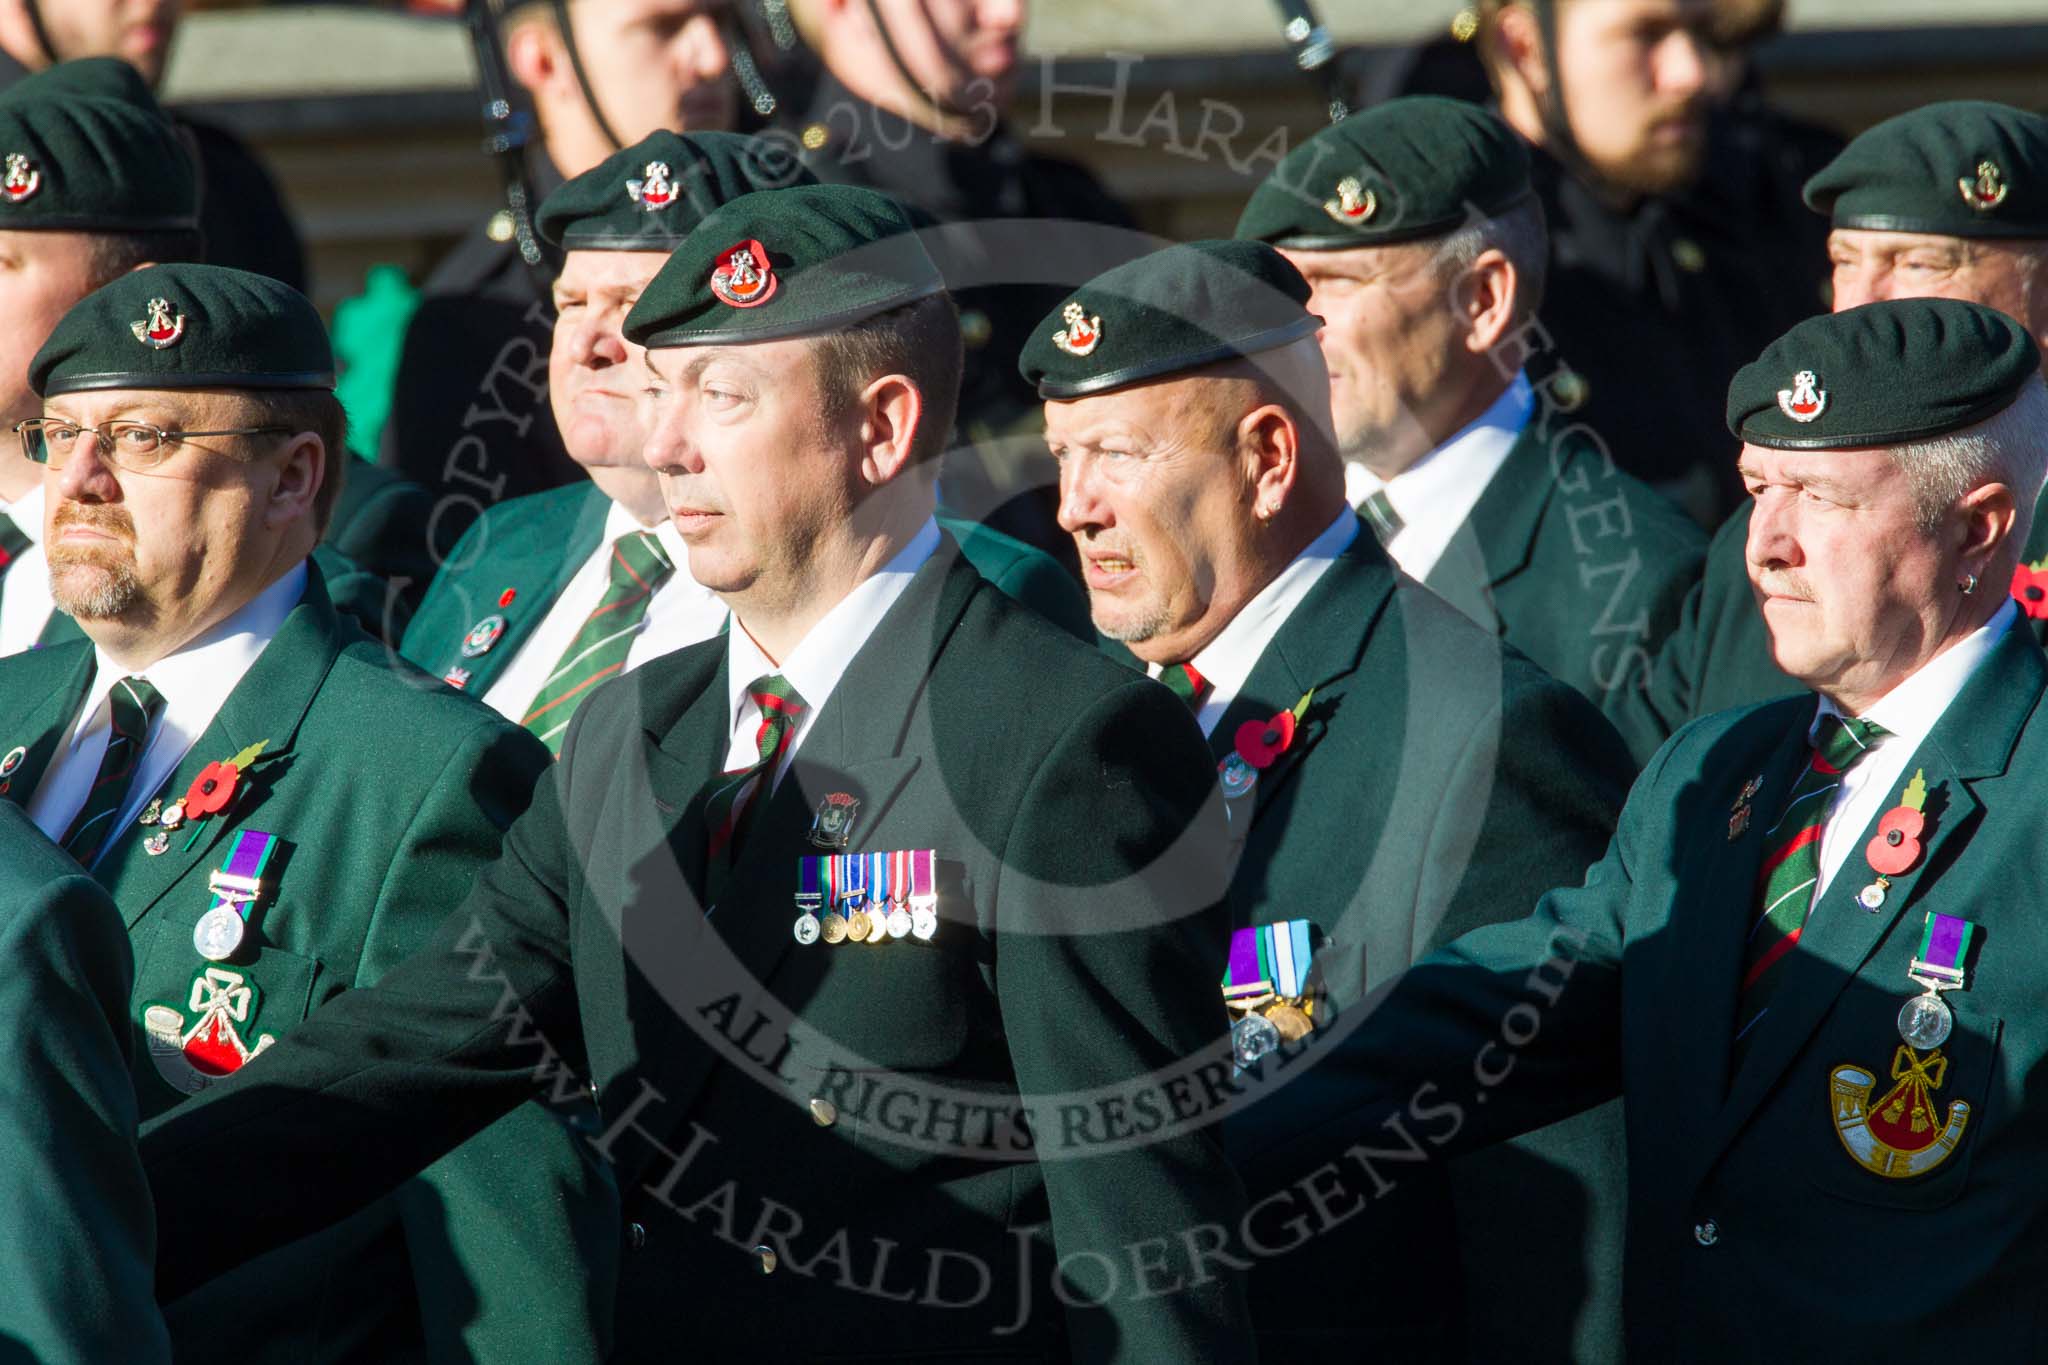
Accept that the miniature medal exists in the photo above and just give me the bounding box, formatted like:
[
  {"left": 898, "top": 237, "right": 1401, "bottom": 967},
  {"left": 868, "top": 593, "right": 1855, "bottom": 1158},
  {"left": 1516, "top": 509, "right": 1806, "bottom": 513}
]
[
  {"left": 908, "top": 849, "right": 939, "bottom": 940},
  {"left": 1231, "top": 1012, "right": 1282, "bottom": 1068},
  {"left": 792, "top": 855, "right": 824, "bottom": 946}
]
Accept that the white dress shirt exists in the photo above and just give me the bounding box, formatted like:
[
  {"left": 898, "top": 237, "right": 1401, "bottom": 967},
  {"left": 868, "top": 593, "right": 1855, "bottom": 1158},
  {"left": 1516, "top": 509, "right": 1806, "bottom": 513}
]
[
  {"left": 1806, "top": 599, "right": 2015, "bottom": 904},
  {"left": 1349, "top": 371, "right": 1534, "bottom": 581},
  {"left": 0, "top": 483, "right": 55, "bottom": 656},
  {"left": 722, "top": 517, "right": 941, "bottom": 785},
  {"left": 1147, "top": 508, "right": 1356, "bottom": 738},
  {"left": 28, "top": 561, "right": 307, "bottom": 863},
  {"left": 482, "top": 498, "right": 724, "bottom": 722}
]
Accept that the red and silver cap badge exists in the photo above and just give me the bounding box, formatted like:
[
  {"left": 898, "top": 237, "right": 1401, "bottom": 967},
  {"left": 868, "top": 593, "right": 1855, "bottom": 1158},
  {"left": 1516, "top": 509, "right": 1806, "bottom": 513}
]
[
  {"left": 1052, "top": 301, "right": 1102, "bottom": 357},
  {"left": 1324, "top": 174, "right": 1376, "bottom": 226},
  {"left": 627, "top": 159, "right": 676, "bottom": 211},
  {"left": 709, "top": 239, "right": 777, "bottom": 308},
  {"left": 131, "top": 296, "right": 186, "bottom": 349},
  {"left": 1777, "top": 369, "right": 1827, "bottom": 423},
  {"left": 2, "top": 152, "right": 38, "bottom": 203},
  {"left": 1958, "top": 159, "right": 2009, "bottom": 213}
]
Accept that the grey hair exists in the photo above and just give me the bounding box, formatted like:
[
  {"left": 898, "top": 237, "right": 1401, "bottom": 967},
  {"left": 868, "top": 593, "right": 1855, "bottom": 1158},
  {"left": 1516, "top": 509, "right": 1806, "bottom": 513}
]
[
  {"left": 1428, "top": 196, "right": 1550, "bottom": 321},
  {"left": 1888, "top": 374, "right": 2048, "bottom": 544}
]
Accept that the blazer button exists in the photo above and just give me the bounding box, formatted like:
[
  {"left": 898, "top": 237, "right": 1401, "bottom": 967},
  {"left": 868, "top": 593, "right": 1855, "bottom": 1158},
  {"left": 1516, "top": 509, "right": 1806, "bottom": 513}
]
[
  {"left": 809, "top": 1097, "right": 838, "bottom": 1127},
  {"left": 1693, "top": 1219, "right": 1719, "bottom": 1247},
  {"left": 627, "top": 1222, "right": 647, "bottom": 1252},
  {"left": 755, "top": 1244, "right": 778, "bottom": 1274}
]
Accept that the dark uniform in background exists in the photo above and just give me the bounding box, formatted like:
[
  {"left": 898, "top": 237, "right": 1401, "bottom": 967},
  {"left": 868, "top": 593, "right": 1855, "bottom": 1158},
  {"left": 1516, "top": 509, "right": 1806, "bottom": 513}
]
[{"left": 780, "top": 57, "right": 1134, "bottom": 563}]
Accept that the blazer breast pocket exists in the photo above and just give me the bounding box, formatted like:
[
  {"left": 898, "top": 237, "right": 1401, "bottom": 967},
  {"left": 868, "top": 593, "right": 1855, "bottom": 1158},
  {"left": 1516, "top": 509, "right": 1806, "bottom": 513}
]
[
  {"left": 1801, "top": 986, "right": 2001, "bottom": 1212},
  {"left": 130, "top": 917, "right": 328, "bottom": 1118}
]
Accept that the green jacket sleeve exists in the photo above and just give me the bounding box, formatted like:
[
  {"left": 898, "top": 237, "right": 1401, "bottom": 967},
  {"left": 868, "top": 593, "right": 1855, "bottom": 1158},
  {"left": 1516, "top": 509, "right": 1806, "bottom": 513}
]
[{"left": 0, "top": 861, "right": 170, "bottom": 1365}]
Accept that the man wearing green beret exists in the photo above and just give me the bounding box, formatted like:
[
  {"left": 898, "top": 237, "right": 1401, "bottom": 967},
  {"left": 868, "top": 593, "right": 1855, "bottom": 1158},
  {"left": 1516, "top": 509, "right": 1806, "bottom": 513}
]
[
  {"left": 139, "top": 185, "right": 1255, "bottom": 1361},
  {"left": 401, "top": 132, "right": 1089, "bottom": 742},
  {"left": 1238, "top": 95, "right": 1706, "bottom": 718},
  {"left": 1023, "top": 236, "right": 1634, "bottom": 1359},
  {"left": 0, "top": 58, "right": 432, "bottom": 651},
  {"left": 0, "top": 804, "right": 167, "bottom": 1365},
  {"left": 1245, "top": 296, "right": 2048, "bottom": 1358},
  {"left": 0, "top": 57, "right": 200, "bottom": 659},
  {"left": 1608, "top": 100, "right": 2048, "bottom": 766},
  {"left": 0, "top": 262, "right": 616, "bottom": 1364}
]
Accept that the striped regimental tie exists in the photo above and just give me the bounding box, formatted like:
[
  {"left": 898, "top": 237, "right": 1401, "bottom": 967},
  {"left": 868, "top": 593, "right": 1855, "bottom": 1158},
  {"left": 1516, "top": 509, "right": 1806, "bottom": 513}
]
[
  {"left": 1732, "top": 713, "right": 1889, "bottom": 1053},
  {"left": 60, "top": 675, "right": 165, "bottom": 866},
  {"left": 703, "top": 674, "right": 806, "bottom": 900},
  {"left": 520, "top": 530, "right": 674, "bottom": 755},
  {"left": 1160, "top": 661, "right": 1210, "bottom": 714},
  {"left": 1360, "top": 490, "right": 1403, "bottom": 546}
]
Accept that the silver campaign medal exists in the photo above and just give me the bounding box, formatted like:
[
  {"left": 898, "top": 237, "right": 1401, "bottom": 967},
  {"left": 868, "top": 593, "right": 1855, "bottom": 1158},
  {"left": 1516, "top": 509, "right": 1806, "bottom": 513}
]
[{"left": 193, "top": 904, "right": 247, "bottom": 962}]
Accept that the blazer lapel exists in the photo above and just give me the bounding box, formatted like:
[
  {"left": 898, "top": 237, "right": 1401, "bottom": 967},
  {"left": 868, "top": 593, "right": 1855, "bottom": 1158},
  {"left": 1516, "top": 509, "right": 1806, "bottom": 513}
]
[
  {"left": 97, "top": 575, "right": 344, "bottom": 928},
  {"left": 1658, "top": 705, "right": 1812, "bottom": 1133},
  {"left": 1420, "top": 423, "right": 1549, "bottom": 628},
  {"left": 1209, "top": 521, "right": 1396, "bottom": 825},
  {"left": 440, "top": 485, "right": 612, "bottom": 691},
  {"left": 0, "top": 643, "right": 93, "bottom": 806},
  {"left": 1702, "top": 630, "right": 2045, "bottom": 1166}
]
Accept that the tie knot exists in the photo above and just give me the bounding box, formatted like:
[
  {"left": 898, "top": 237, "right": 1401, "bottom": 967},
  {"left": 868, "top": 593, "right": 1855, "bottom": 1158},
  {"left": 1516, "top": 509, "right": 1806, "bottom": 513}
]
[
  {"left": 1813, "top": 713, "right": 1887, "bottom": 774},
  {"left": 610, "top": 529, "right": 674, "bottom": 590},
  {"left": 109, "top": 675, "right": 164, "bottom": 734},
  {"left": 748, "top": 673, "right": 806, "bottom": 718}
]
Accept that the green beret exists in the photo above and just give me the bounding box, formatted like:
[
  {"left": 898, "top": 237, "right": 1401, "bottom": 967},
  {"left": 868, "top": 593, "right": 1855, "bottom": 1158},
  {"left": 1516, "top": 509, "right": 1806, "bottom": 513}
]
[
  {"left": 622, "top": 184, "right": 943, "bottom": 348},
  {"left": 1235, "top": 96, "right": 1532, "bottom": 251},
  {"left": 0, "top": 59, "right": 196, "bottom": 233},
  {"left": 1726, "top": 298, "right": 2038, "bottom": 451},
  {"left": 1018, "top": 240, "right": 1319, "bottom": 400},
  {"left": 32, "top": 263, "right": 334, "bottom": 398},
  {"left": 536, "top": 130, "right": 815, "bottom": 251},
  {"left": 1804, "top": 101, "right": 2048, "bottom": 240}
]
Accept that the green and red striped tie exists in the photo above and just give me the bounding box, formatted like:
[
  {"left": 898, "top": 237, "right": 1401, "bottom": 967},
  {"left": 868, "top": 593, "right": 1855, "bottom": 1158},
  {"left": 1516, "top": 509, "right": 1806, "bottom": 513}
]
[
  {"left": 61, "top": 675, "right": 164, "bottom": 866},
  {"left": 1734, "top": 713, "right": 1888, "bottom": 1051},
  {"left": 703, "top": 674, "right": 806, "bottom": 894},
  {"left": 1161, "top": 662, "right": 1209, "bottom": 713},
  {"left": 520, "top": 530, "right": 674, "bottom": 755}
]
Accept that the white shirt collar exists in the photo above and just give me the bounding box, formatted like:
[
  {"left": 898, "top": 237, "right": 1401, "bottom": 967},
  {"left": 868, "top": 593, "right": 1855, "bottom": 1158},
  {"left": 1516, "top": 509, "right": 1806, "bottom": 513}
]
[
  {"left": 1151, "top": 507, "right": 1356, "bottom": 737},
  {"left": 3, "top": 482, "right": 44, "bottom": 545},
  {"left": 1813, "top": 599, "right": 2017, "bottom": 747},
  {"left": 79, "top": 561, "right": 308, "bottom": 742},
  {"left": 1350, "top": 372, "right": 1533, "bottom": 581},
  {"left": 724, "top": 518, "right": 942, "bottom": 733}
]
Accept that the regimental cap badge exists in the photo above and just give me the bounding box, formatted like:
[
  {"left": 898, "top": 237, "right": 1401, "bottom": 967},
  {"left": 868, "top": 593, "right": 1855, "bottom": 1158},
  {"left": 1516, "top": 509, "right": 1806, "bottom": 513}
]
[
  {"left": 130, "top": 296, "right": 185, "bottom": 349},
  {"left": 1052, "top": 300, "right": 1102, "bottom": 357},
  {"left": 1323, "top": 174, "right": 1376, "bottom": 227},
  {"left": 809, "top": 791, "right": 859, "bottom": 850},
  {"left": 627, "top": 159, "right": 676, "bottom": 211},
  {"left": 1, "top": 152, "right": 38, "bottom": 204},
  {"left": 709, "top": 238, "right": 776, "bottom": 308},
  {"left": 1958, "top": 159, "right": 2009, "bottom": 213},
  {"left": 1777, "top": 368, "right": 1827, "bottom": 423}
]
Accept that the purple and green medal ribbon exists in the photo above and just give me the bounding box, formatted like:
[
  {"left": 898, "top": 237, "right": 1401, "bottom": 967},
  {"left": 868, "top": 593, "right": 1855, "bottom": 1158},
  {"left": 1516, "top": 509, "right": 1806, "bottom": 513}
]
[
  {"left": 1222, "top": 920, "right": 1314, "bottom": 1002},
  {"left": 209, "top": 830, "right": 279, "bottom": 922},
  {"left": 796, "top": 856, "right": 823, "bottom": 913},
  {"left": 1914, "top": 911, "right": 1974, "bottom": 987}
]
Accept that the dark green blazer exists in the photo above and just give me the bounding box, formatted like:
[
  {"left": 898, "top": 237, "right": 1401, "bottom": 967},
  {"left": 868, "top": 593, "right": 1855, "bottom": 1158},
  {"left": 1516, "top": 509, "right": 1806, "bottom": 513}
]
[
  {"left": 1214, "top": 523, "right": 1635, "bottom": 1362},
  {"left": 1423, "top": 420, "right": 1706, "bottom": 717},
  {"left": 324, "top": 453, "right": 436, "bottom": 643},
  {"left": 1606, "top": 502, "right": 2048, "bottom": 766},
  {"left": 143, "top": 542, "right": 1255, "bottom": 1362},
  {"left": 401, "top": 483, "right": 1093, "bottom": 694},
  {"left": 1247, "top": 623, "right": 2048, "bottom": 1359},
  {"left": 0, "top": 570, "right": 616, "bottom": 1365},
  {"left": 0, "top": 803, "right": 168, "bottom": 1365}
]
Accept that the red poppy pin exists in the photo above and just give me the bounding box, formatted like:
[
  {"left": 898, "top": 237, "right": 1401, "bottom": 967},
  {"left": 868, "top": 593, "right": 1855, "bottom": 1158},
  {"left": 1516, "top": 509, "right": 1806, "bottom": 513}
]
[
  {"left": 1233, "top": 690, "right": 1315, "bottom": 770},
  {"left": 2011, "top": 561, "right": 2048, "bottom": 620},
  {"left": 1858, "top": 768, "right": 1929, "bottom": 909},
  {"left": 179, "top": 740, "right": 269, "bottom": 841}
]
